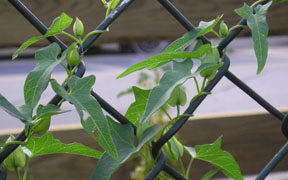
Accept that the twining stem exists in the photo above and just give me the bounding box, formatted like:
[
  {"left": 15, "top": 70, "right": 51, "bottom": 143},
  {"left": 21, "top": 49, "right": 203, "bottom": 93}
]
[
  {"left": 23, "top": 158, "right": 31, "bottom": 180},
  {"left": 2, "top": 141, "right": 26, "bottom": 149},
  {"left": 138, "top": 147, "right": 172, "bottom": 180},
  {"left": 179, "top": 159, "right": 186, "bottom": 177},
  {"left": 228, "top": 25, "right": 247, "bottom": 34},
  {"left": 185, "top": 158, "right": 194, "bottom": 178},
  {"left": 251, "top": 0, "right": 267, "bottom": 8},
  {"left": 15, "top": 167, "right": 21, "bottom": 180},
  {"left": 82, "top": 30, "right": 108, "bottom": 43}
]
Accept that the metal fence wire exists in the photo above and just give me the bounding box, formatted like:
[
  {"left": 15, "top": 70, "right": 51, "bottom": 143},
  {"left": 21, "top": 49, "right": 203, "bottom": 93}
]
[{"left": 0, "top": 0, "right": 288, "bottom": 179}]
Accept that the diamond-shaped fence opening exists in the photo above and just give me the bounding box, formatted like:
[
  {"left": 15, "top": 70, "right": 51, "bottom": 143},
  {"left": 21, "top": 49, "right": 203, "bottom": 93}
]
[{"left": 0, "top": 0, "right": 287, "bottom": 179}]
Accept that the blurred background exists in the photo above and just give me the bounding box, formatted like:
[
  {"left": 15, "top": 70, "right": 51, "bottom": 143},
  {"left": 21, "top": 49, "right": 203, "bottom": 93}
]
[{"left": 0, "top": 0, "right": 288, "bottom": 179}]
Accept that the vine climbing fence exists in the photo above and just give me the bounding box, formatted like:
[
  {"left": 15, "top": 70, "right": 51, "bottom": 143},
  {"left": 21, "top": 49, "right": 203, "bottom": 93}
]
[{"left": 0, "top": 0, "right": 288, "bottom": 179}]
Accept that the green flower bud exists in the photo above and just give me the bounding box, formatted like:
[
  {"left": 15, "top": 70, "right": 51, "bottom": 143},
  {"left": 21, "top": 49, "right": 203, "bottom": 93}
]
[
  {"left": 219, "top": 20, "right": 229, "bottom": 38},
  {"left": 163, "top": 135, "right": 184, "bottom": 161},
  {"left": 167, "top": 86, "right": 187, "bottom": 107},
  {"left": 66, "top": 45, "right": 82, "bottom": 67},
  {"left": 73, "top": 17, "right": 84, "bottom": 37},
  {"left": 32, "top": 117, "right": 51, "bottom": 135},
  {"left": 4, "top": 136, "right": 26, "bottom": 171}
]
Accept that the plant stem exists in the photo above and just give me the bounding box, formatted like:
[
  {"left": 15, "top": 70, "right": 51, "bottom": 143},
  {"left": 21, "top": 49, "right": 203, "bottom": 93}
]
[
  {"left": 179, "top": 159, "right": 186, "bottom": 177},
  {"left": 62, "top": 32, "right": 81, "bottom": 44},
  {"left": 82, "top": 30, "right": 108, "bottom": 44},
  {"left": 211, "top": 30, "right": 222, "bottom": 39},
  {"left": 185, "top": 158, "right": 194, "bottom": 178},
  {"left": 23, "top": 158, "right": 31, "bottom": 180},
  {"left": 176, "top": 105, "right": 180, "bottom": 117},
  {"left": 194, "top": 77, "right": 200, "bottom": 93},
  {"left": 200, "top": 78, "right": 207, "bottom": 92},
  {"left": 2, "top": 141, "right": 26, "bottom": 149},
  {"left": 251, "top": 0, "right": 267, "bottom": 8},
  {"left": 15, "top": 167, "right": 21, "bottom": 180},
  {"left": 161, "top": 107, "right": 173, "bottom": 121},
  {"left": 60, "top": 63, "right": 72, "bottom": 77},
  {"left": 228, "top": 25, "right": 247, "bottom": 34}
]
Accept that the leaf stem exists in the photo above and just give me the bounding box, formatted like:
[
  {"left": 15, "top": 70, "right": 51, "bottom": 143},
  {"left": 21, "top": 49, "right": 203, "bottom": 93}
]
[
  {"left": 176, "top": 105, "right": 180, "bottom": 117},
  {"left": 23, "top": 157, "right": 31, "bottom": 180},
  {"left": 60, "top": 63, "right": 72, "bottom": 77},
  {"left": 228, "top": 25, "right": 247, "bottom": 34},
  {"left": 211, "top": 30, "right": 222, "bottom": 39},
  {"left": 194, "top": 77, "right": 200, "bottom": 93},
  {"left": 185, "top": 158, "right": 194, "bottom": 178},
  {"left": 251, "top": 0, "right": 267, "bottom": 8},
  {"left": 179, "top": 159, "right": 186, "bottom": 177},
  {"left": 15, "top": 167, "right": 21, "bottom": 180},
  {"left": 200, "top": 78, "right": 207, "bottom": 92},
  {"left": 62, "top": 32, "right": 81, "bottom": 44},
  {"left": 161, "top": 107, "right": 173, "bottom": 121}
]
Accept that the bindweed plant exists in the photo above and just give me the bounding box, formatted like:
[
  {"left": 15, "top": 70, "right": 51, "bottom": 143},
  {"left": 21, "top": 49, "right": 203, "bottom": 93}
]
[{"left": 0, "top": 0, "right": 286, "bottom": 179}]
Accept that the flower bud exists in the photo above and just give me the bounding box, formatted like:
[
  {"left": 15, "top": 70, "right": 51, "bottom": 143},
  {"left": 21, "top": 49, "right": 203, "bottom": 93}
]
[
  {"left": 32, "top": 117, "right": 51, "bottom": 135},
  {"left": 73, "top": 17, "right": 84, "bottom": 37},
  {"left": 167, "top": 86, "right": 187, "bottom": 107},
  {"left": 66, "top": 45, "right": 82, "bottom": 67},
  {"left": 4, "top": 136, "right": 26, "bottom": 171},
  {"left": 219, "top": 20, "right": 229, "bottom": 38}
]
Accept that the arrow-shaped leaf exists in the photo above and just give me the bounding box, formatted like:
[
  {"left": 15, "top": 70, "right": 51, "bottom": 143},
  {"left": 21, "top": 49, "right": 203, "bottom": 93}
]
[
  {"left": 125, "top": 87, "right": 151, "bottom": 127},
  {"left": 50, "top": 75, "right": 117, "bottom": 159},
  {"left": 24, "top": 43, "right": 65, "bottom": 109},
  {"left": 140, "top": 59, "right": 194, "bottom": 124},
  {"left": 185, "top": 137, "right": 243, "bottom": 180},
  {"left": 0, "top": 94, "right": 28, "bottom": 123},
  {"left": 164, "top": 16, "right": 221, "bottom": 53},
  {"left": 36, "top": 104, "right": 70, "bottom": 119},
  {"left": 90, "top": 117, "right": 162, "bottom": 180},
  {"left": 117, "top": 44, "right": 211, "bottom": 79},
  {"left": 13, "top": 13, "right": 73, "bottom": 59},
  {"left": 23, "top": 133, "right": 102, "bottom": 159},
  {"left": 235, "top": 2, "right": 272, "bottom": 74}
]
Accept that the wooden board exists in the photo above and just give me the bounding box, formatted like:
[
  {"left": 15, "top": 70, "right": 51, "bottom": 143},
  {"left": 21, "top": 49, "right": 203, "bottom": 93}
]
[
  {"left": 3, "top": 111, "right": 288, "bottom": 179},
  {"left": 0, "top": 0, "right": 287, "bottom": 48}
]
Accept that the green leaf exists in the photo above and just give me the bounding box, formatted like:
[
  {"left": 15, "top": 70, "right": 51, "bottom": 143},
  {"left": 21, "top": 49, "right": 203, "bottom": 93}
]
[
  {"left": 235, "top": 2, "right": 272, "bottom": 74},
  {"left": 185, "top": 137, "right": 243, "bottom": 180},
  {"left": 197, "top": 16, "right": 222, "bottom": 37},
  {"left": 164, "top": 30, "right": 201, "bottom": 53},
  {"left": 201, "top": 169, "right": 219, "bottom": 180},
  {"left": 125, "top": 87, "right": 151, "bottom": 127},
  {"left": 117, "top": 44, "right": 211, "bottom": 79},
  {"left": 164, "top": 16, "right": 221, "bottom": 53},
  {"left": 24, "top": 43, "right": 65, "bottom": 109},
  {"left": 46, "top": 13, "right": 73, "bottom": 36},
  {"left": 140, "top": 59, "right": 194, "bottom": 124},
  {"left": 13, "top": 13, "right": 73, "bottom": 59},
  {"left": 36, "top": 104, "right": 70, "bottom": 119},
  {"left": 0, "top": 94, "right": 28, "bottom": 122},
  {"left": 110, "top": 0, "right": 121, "bottom": 10},
  {"left": 90, "top": 118, "right": 162, "bottom": 180},
  {"left": 23, "top": 133, "right": 102, "bottom": 158},
  {"left": 50, "top": 75, "right": 117, "bottom": 159},
  {"left": 16, "top": 104, "right": 33, "bottom": 121}
]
